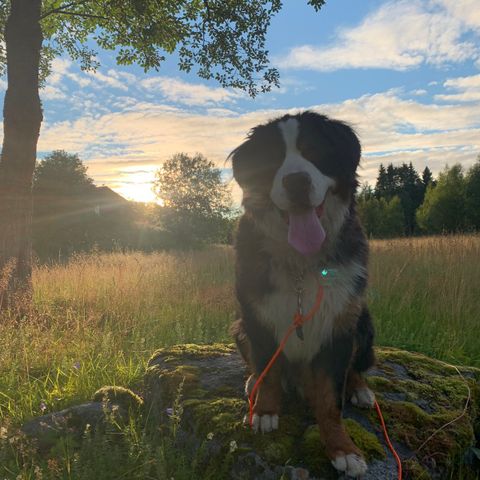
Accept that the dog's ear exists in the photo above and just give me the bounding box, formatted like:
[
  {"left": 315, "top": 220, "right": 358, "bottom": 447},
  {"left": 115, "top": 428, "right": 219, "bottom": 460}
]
[
  {"left": 230, "top": 123, "right": 284, "bottom": 189},
  {"left": 302, "top": 112, "right": 361, "bottom": 173}
]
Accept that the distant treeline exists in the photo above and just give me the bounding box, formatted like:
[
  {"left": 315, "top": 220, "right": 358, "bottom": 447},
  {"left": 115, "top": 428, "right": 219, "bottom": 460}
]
[
  {"left": 33, "top": 150, "right": 480, "bottom": 260},
  {"left": 32, "top": 151, "right": 237, "bottom": 261},
  {"left": 357, "top": 156, "right": 480, "bottom": 238}
]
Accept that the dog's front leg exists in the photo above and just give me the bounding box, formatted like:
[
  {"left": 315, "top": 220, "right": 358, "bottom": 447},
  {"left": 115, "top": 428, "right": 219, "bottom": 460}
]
[
  {"left": 247, "top": 358, "right": 283, "bottom": 433},
  {"left": 304, "top": 337, "right": 368, "bottom": 478}
]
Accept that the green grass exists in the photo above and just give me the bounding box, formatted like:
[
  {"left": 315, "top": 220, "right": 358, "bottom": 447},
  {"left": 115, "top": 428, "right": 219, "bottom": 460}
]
[
  {"left": 0, "top": 236, "right": 479, "bottom": 478},
  {"left": 368, "top": 235, "right": 480, "bottom": 366}
]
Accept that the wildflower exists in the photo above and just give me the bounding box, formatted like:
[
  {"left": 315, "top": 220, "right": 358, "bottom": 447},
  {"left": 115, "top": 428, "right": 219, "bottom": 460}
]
[
  {"left": 206, "top": 432, "right": 214, "bottom": 440},
  {"left": 34, "top": 465, "right": 43, "bottom": 480},
  {"left": 165, "top": 407, "right": 174, "bottom": 417},
  {"left": 73, "top": 361, "right": 81, "bottom": 370},
  {"left": 39, "top": 401, "right": 47, "bottom": 414},
  {"left": 47, "top": 458, "right": 61, "bottom": 475},
  {"left": 229, "top": 440, "right": 238, "bottom": 453}
]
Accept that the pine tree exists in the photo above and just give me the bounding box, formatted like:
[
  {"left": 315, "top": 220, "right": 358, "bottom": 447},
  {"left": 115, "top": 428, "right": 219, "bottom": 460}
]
[
  {"left": 422, "top": 167, "right": 434, "bottom": 189},
  {"left": 375, "top": 164, "right": 387, "bottom": 199}
]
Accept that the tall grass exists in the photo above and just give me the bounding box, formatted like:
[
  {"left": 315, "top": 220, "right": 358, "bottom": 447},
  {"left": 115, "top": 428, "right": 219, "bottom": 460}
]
[
  {"left": 0, "top": 247, "right": 236, "bottom": 424},
  {"left": 368, "top": 235, "right": 480, "bottom": 366},
  {"left": 0, "top": 236, "right": 479, "bottom": 478}
]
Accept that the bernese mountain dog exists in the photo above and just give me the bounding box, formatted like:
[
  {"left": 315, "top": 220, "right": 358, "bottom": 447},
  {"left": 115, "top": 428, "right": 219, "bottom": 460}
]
[{"left": 230, "top": 111, "right": 376, "bottom": 478}]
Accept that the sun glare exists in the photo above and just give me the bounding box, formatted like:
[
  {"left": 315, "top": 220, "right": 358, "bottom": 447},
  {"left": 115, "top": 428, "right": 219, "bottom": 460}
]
[{"left": 114, "top": 166, "right": 161, "bottom": 204}]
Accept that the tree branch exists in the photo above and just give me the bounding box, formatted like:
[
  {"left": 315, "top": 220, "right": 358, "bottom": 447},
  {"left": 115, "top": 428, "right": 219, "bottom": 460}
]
[
  {"left": 40, "top": 0, "right": 91, "bottom": 19},
  {"left": 43, "top": 9, "right": 108, "bottom": 21}
]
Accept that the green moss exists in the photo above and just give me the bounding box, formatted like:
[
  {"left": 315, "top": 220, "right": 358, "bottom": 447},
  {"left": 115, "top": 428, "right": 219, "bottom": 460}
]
[
  {"left": 403, "top": 459, "right": 431, "bottom": 480},
  {"left": 143, "top": 343, "right": 480, "bottom": 478},
  {"left": 380, "top": 399, "right": 475, "bottom": 469},
  {"left": 299, "top": 420, "right": 384, "bottom": 477},
  {"left": 248, "top": 414, "right": 303, "bottom": 465},
  {"left": 301, "top": 425, "right": 332, "bottom": 476},
  {"left": 183, "top": 396, "right": 303, "bottom": 466},
  {"left": 92, "top": 386, "right": 143, "bottom": 412},
  {"left": 146, "top": 364, "right": 201, "bottom": 405},
  {"left": 376, "top": 347, "right": 480, "bottom": 383},
  {"left": 366, "top": 375, "right": 398, "bottom": 392},
  {"left": 344, "top": 419, "right": 385, "bottom": 460},
  {"left": 371, "top": 346, "right": 479, "bottom": 476},
  {"left": 213, "top": 385, "right": 241, "bottom": 398},
  {"left": 148, "top": 343, "right": 236, "bottom": 365},
  {"left": 183, "top": 397, "right": 245, "bottom": 437}
]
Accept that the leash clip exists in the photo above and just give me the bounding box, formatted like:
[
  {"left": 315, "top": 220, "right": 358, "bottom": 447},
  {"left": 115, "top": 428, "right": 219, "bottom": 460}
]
[{"left": 295, "top": 291, "right": 304, "bottom": 340}]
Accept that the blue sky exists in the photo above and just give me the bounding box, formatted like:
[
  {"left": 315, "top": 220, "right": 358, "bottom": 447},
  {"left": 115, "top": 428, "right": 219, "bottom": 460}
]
[{"left": 2, "top": 0, "right": 479, "bottom": 203}]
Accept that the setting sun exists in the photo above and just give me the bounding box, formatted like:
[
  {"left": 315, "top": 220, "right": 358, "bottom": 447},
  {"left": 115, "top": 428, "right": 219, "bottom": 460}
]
[{"left": 113, "top": 165, "right": 160, "bottom": 203}]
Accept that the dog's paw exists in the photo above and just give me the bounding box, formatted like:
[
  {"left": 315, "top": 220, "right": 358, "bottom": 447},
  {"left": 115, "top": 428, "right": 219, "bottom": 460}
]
[
  {"left": 350, "top": 387, "right": 375, "bottom": 409},
  {"left": 331, "top": 453, "right": 367, "bottom": 478},
  {"left": 246, "top": 413, "right": 279, "bottom": 433}
]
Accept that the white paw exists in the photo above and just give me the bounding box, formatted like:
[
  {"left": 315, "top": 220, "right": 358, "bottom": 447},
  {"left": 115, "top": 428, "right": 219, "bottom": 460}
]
[
  {"left": 249, "top": 413, "right": 279, "bottom": 433},
  {"left": 350, "top": 387, "right": 375, "bottom": 409},
  {"left": 331, "top": 453, "right": 367, "bottom": 478}
]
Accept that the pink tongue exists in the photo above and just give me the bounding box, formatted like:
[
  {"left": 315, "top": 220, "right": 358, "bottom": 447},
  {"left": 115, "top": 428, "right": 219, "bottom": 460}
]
[{"left": 288, "top": 208, "right": 326, "bottom": 255}]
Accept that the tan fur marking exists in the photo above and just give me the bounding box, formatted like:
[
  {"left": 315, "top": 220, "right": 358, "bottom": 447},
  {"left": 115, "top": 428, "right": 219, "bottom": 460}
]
[
  {"left": 252, "top": 363, "right": 282, "bottom": 416},
  {"left": 346, "top": 369, "right": 369, "bottom": 397},
  {"left": 231, "top": 319, "right": 282, "bottom": 416},
  {"left": 302, "top": 369, "right": 362, "bottom": 460}
]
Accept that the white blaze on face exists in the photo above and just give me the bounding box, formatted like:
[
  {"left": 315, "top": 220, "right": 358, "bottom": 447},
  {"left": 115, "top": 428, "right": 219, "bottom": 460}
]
[{"left": 270, "top": 118, "right": 334, "bottom": 211}]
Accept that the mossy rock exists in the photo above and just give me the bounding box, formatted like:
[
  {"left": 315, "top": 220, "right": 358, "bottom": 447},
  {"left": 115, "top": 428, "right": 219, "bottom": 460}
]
[
  {"left": 20, "top": 386, "right": 143, "bottom": 451},
  {"left": 144, "top": 344, "right": 480, "bottom": 479},
  {"left": 92, "top": 386, "right": 144, "bottom": 413}
]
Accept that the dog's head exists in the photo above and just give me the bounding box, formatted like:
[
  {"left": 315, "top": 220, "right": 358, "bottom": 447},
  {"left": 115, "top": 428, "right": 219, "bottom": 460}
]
[{"left": 231, "top": 111, "right": 361, "bottom": 255}]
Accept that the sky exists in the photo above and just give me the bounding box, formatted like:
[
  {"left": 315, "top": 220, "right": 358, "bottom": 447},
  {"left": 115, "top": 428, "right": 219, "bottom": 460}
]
[{"left": 2, "top": 0, "right": 480, "bottom": 203}]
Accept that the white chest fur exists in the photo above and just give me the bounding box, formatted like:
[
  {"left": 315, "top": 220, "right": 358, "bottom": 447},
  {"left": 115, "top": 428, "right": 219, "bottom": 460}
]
[{"left": 255, "top": 262, "right": 366, "bottom": 364}]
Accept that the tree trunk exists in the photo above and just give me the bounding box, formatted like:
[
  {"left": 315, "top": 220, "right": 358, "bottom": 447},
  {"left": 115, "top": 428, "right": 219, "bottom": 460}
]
[{"left": 0, "top": 0, "right": 43, "bottom": 313}]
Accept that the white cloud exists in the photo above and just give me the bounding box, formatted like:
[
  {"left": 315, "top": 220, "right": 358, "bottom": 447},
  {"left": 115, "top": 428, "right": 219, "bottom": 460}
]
[
  {"left": 140, "top": 77, "right": 241, "bottom": 106},
  {"left": 86, "top": 70, "right": 129, "bottom": 91},
  {"left": 29, "top": 84, "right": 479, "bottom": 203},
  {"left": 67, "top": 73, "right": 92, "bottom": 88},
  {"left": 434, "top": 73, "right": 480, "bottom": 102},
  {"left": 48, "top": 58, "right": 72, "bottom": 85},
  {"left": 41, "top": 85, "right": 67, "bottom": 100},
  {"left": 410, "top": 89, "right": 427, "bottom": 96},
  {"left": 277, "top": 0, "right": 479, "bottom": 72},
  {"left": 435, "top": 0, "right": 480, "bottom": 30}
]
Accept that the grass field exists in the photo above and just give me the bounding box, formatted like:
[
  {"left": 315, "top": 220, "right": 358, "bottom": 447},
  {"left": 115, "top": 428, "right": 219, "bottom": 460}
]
[{"left": 1, "top": 235, "right": 479, "bottom": 478}]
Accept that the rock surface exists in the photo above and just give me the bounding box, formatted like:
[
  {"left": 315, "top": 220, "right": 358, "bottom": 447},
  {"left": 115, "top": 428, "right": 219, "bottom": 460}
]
[
  {"left": 21, "top": 344, "right": 480, "bottom": 479},
  {"left": 144, "top": 344, "right": 480, "bottom": 480},
  {"left": 21, "top": 386, "right": 143, "bottom": 450}
]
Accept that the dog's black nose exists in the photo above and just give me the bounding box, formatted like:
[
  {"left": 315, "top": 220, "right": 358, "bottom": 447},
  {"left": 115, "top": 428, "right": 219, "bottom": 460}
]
[
  {"left": 282, "top": 172, "right": 312, "bottom": 207},
  {"left": 282, "top": 171, "right": 311, "bottom": 190}
]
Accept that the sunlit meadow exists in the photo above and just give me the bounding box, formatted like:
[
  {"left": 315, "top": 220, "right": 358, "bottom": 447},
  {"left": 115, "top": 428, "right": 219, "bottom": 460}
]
[{"left": 0, "top": 235, "right": 479, "bottom": 478}]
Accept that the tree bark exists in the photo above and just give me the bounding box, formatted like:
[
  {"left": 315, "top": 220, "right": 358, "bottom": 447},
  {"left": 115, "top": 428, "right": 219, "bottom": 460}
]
[{"left": 0, "top": 0, "right": 43, "bottom": 313}]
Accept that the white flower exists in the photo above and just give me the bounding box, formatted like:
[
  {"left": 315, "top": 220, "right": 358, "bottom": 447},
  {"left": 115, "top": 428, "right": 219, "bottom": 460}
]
[
  {"left": 229, "top": 440, "right": 238, "bottom": 453},
  {"left": 206, "top": 432, "right": 214, "bottom": 440}
]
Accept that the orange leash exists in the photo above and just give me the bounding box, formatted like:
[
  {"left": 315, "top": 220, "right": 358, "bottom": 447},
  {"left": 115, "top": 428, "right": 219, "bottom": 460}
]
[
  {"left": 248, "top": 283, "right": 325, "bottom": 426},
  {"left": 375, "top": 399, "right": 403, "bottom": 479},
  {"left": 247, "top": 282, "right": 403, "bottom": 479}
]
